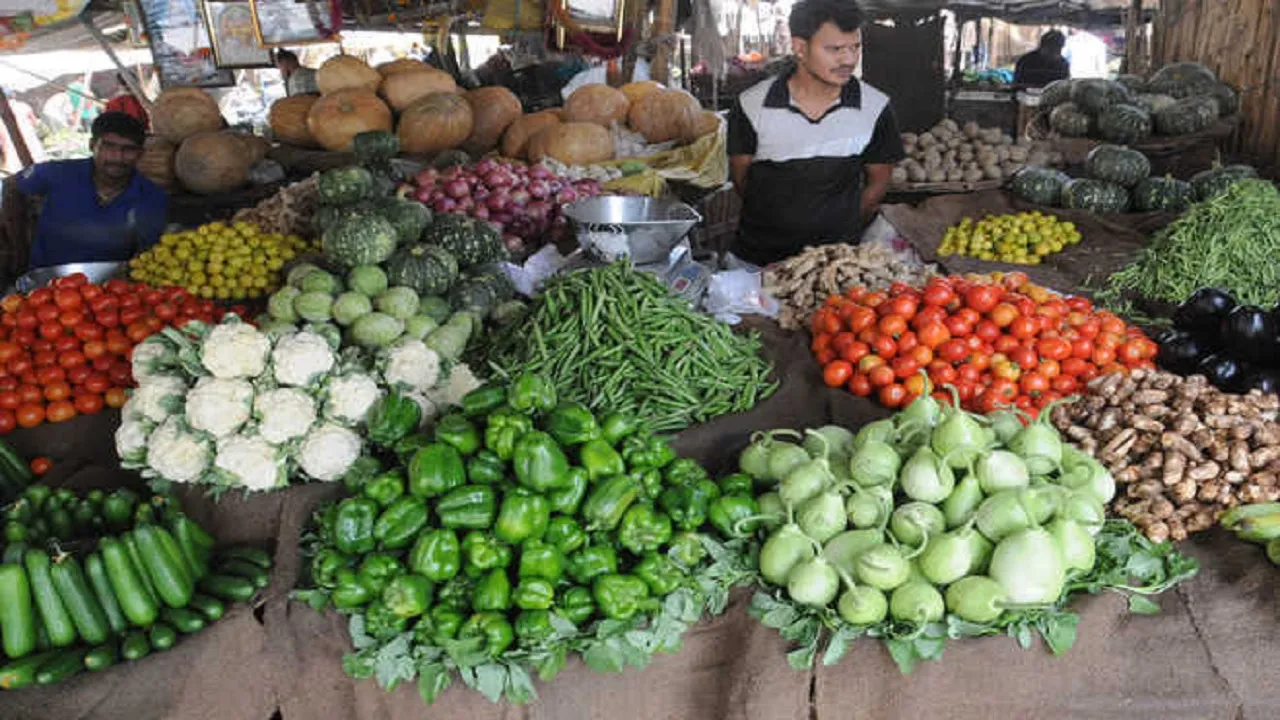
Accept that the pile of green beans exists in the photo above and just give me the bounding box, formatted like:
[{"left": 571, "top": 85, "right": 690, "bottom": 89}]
[
  {"left": 1100, "top": 179, "right": 1280, "bottom": 308},
  {"left": 488, "top": 262, "right": 778, "bottom": 433}
]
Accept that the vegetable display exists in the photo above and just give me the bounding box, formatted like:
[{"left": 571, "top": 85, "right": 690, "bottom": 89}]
[
  {"left": 811, "top": 274, "right": 1156, "bottom": 415},
  {"left": 1156, "top": 287, "right": 1280, "bottom": 393},
  {"left": 0, "top": 483, "right": 272, "bottom": 689},
  {"left": 129, "top": 221, "right": 317, "bottom": 300},
  {"left": 487, "top": 262, "right": 777, "bottom": 433},
  {"left": 294, "top": 375, "right": 754, "bottom": 704},
  {"left": 1050, "top": 369, "right": 1280, "bottom": 542},
  {"left": 938, "top": 212, "right": 1082, "bottom": 265},
  {"left": 892, "top": 119, "right": 1064, "bottom": 186},
  {"left": 715, "top": 397, "right": 1196, "bottom": 673},
  {"left": 1009, "top": 143, "right": 1201, "bottom": 214}
]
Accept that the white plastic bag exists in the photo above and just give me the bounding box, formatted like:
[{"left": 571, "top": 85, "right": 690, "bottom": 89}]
[{"left": 704, "top": 270, "right": 779, "bottom": 325}]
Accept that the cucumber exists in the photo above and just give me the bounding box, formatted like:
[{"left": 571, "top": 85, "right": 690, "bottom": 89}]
[
  {"left": 120, "top": 631, "right": 150, "bottom": 661},
  {"left": 197, "top": 574, "right": 256, "bottom": 602},
  {"left": 23, "top": 550, "right": 76, "bottom": 648},
  {"left": 161, "top": 606, "right": 206, "bottom": 634},
  {"left": 84, "top": 553, "right": 128, "bottom": 635},
  {"left": 217, "top": 559, "right": 270, "bottom": 590},
  {"left": 50, "top": 555, "right": 110, "bottom": 645},
  {"left": 84, "top": 642, "right": 118, "bottom": 671},
  {"left": 0, "top": 439, "right": 34, "bottom": 488},
  {"left": 154, "top": 526, "right": 196, "bottom": 588},
  {"left": 1, "top": 541, "right": 26, "bottom": 565},
  {"left": 100, "top": 538, "right": 158, "bottom": 628},
  {"left": 0, "top": 562, "right": 36, "bottom": 659},
  {"left": 148, "top": 622, "right": 177, "bottom": 651},
  {"left": 35, "top": 646, "right": 88, "bottom": 685},
  {"left": 134, "top": 525, "right": 193, "bottom": 609},
  {"left": 216, "top": 546, "right": 271, "bottom": 570},
  {"left": 0, "top": 650, "right": 58, "bottom": 690},
  {"left": 171, "top": 517, "right": 211, "bottom": 579},
  {"left": 186, "top": 593, "right": 225, "bottom": 622},
  {"left": 121, "top": 532, "right": 159, "bottom": 606}
]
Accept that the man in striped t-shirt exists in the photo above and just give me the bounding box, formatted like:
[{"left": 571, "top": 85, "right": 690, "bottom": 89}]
[{"left": 727, "top": 0, "right": 904, "bottom": 266}]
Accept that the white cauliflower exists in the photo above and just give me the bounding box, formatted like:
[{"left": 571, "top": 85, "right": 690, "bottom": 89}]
[
  {"left": 255, "top": 388, "right": 317, "bottom": 444},
  {"left": 115, "top": 416, "right": 153, "bottom": 467},
  {"left": 131, "top": 375, "right": 189, "bottom": 424},
  {"left": 185, "top": 377, "right": 254, "bottom": 438},
  {"left": 202, "top": 321, "right": 271, "bottom": 379},
  {"left": 425, "top": 362, "right": 483, "bottom": 411},
  {"left": 131, "top": 337, "right": 176, "bottom": 384},
  {"left": 272, "top": 331, "right": 336, "bottom": 387},
  {"left": 147, "top": 417, "right": 212, "bottom": 483},
  {"left": 402, "top": 390, "right": 440, "bottom": 429},
  {"left": 381, "top": 339, "right": 441, "bottom": 393},
  {"left": 324, "top": 372, "right": 384, "bottom": 425},
  {"left": 296, "top": 423, "right": 362, "bottom": 481},
  {"left": 214, "top": 436, "right": 285, "bottom": 491}
]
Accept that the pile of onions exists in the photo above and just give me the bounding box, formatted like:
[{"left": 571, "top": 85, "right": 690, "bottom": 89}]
[{"left": 407, "top": 157, "right": 605, "bottom": 254}]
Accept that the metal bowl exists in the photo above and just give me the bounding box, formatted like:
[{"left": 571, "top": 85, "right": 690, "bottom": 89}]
[
  {"left": 562, "top": 196, "right": 702, "bottom": 265},
  {"left": 14, "top": 262, "right": 129, "bottom": 293}
]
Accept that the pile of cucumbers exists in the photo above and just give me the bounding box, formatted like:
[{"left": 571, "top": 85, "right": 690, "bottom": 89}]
[
  {"left": 0, "top": 439, "right": 35, "bottom": 505},
  {"left": 0, "top": 484, "right": 273, "bottom": 690}
]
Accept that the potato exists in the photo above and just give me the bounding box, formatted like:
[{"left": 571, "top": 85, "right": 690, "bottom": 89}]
[
  {"left": 996, "top": 146, "right": 1011, "bottom": 162},
  {"left": 941, "top": 118, "right": 960, "bottom": 134},
  {"left": 907, "top": 166, "right": 928, "bottom": 182},
  {"left": 901, "top": 132, "right": 919, "bottom": 147},
  {"left": 963, "top": 121, "right": 980, "bottom": 139},
  {"left": 926, "top": 169, "right": 946, "bottom": 183},
  {"left": 1008, "top": 146, "right": 1029, "bottom": 162},
  {"left": 946, "top": 168, "right": 964, "bottom": 182},
  {"left": 983, "top": 164, "right": 1004, "bottom": 180},
  {"left": 918, "top": 132, "right": 937, "bottom": 147},
  {"left": 1027, "top": 151, "right": 1050, "bottom": 167},
  {"left": 962, "top": 167, "right": 985, "bottom": 183},
  {"left": 891, "top": 166, "right": 909, "bottom": 184}
]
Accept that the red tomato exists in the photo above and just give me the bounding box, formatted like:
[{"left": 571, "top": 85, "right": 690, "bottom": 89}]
[
  {"left": 26, "top": 288, "right": 53, "bottom": 307},
  {"left": 1020, "top": 372, "right": 1051, "bottom": 395},
  {"left": 922, "top": 283, "right": 955, "bottom": 308},
  {"left": 1117, "top": 340, "right": 1146, "bottom": 366},
  {"left": 105, "top": 335, "right": 131, "bottom": 356},
  {"left": 96, "top": 309, "right": 120, "bottom": 328},
  {"left": 45, "top": 400, "right": 75, "bottom": 424},
  {"left": 119, "top": 308, "right": 144, "bottom": 329},
  {"left": 66, "top": 365, "right": 91, "bottom": 386},
  {"left": 927, "top": 362, "right": 958, "bottom": 386},
  {"left": 870, "top": 334, "right": 898, "bottom": 360},
  {"left": 991, "top": 335, "right": 1020, "bottom": 354},
  {"left": 73, "top": 323, "right": 104, "bottom": 342},
  {"left": 142, "top": 289, "right": 164, "bottom": 306},
  {"left": 848, "top": 373, "right": 872, "bottom": 397},
  {"left": 0, "top": 392, "right": 16, "bottom": 411},
  {"left": 119, "top": 294, "right": 142, "bottom": 311},
  {"left": 17, "top": 385, "right": 41, "bottom": 405},
  {"left": 840, "top": 341, "right": 871, "bottom": 365},
  {"left": 1008, "top": 346, "right": 1038, "bottom": 370},
  {"left": 1092, "top": 345, "right": 1117, "bottom": 366},
  {"left": 879, "top": 383, "right": 909, "bottom": 409},
  {"left": 104, "top": 387, "right": 128, "bottom": 408},
  {"left": 83, "top": 373, "right": 110, "bottom": 394},
  {"left": 858, "top": 355, "right": 887, "bottom": 373},
  {"left": 974, "top": 320, "right": 1001, "bottom": 344},
  {"left": 1007, "top": 316, "right": 1036, "bottom": 340},
  {"left": 15, "top": 404, "right": 44, "bottom": 428},
  {"left": 896, "top": 332, "right": 919, "bottom": 354},
  {"left": 988, "top": 377, "right": 1019, "bottom": 401},
  {"left": 887, "top": 296, "right": 919, "bottom": 319},
  {"left": 917, "top": 322, "right": 951, "bottom": 349},
  {"left": 1052, "top": 375, "right": 1079, "bottom": 393},
  {"left": 848, "top": 306, "right": 877, "bottom": 333},
  {"left": 989, "top": 303, "right": 1019, "bottom": 328},
  {"left": 0, "top": 377, "right": 14, "bottom": 393},
  {"left": 907, "top": 345, "right": 934, "bottom": 367},
  {"left": 815, "top": 348, "right": 837, "bottom": 365},
  {"left": 891, "top": 356, "right": 920, "bottom": 380},
  {"left": 53, "top": 336, "right": 79, "bottom": 353},
  {"left": 964, "top": 285, "right": 1002, "bottom": 313},
  {"left": 82, "top": 341, "right": 106, "bottom": 360},
  {"left": 957, "top": 363, "right": 983, "bottom": 383},
  {"left": 74, "top": 393, "right": 104, "bottom": 416},
  {"left": 811, "top": 333, "right": 834, "bottom": 354},
  {"left": 35, "top": 305, "right": 60, "bottom": 324},
  {"left": 38, "top": 322, "right": 63, "bottom": 340},
  {"left": 32, "top": 350, "right": 57, "bottom": 368},
  {"left": 1038, "top": 358, "right": 1061, "bottom": 379},
  {"left": 943, "top": 315, "right": 972, "bottom": 338},
  {"left": 824, "top": 360, "right": 854, "bottom": 388},
  {"left": 53, "top": 289, "right": 83, "bottom": 311},
  {"left": 878, "top": 314, "right": 908, "bottom": 337},
  {"left": 28, "top": 456, "right": 52, "bottom": 475},
  {"left": 43, "top": 382, "right": 71, "bottom": 402},
  {"left": 58, "top": 352, "right": 86, "bottom": 371},
  {"left": 79, "top": 285, "right": 104, "bottom": 302},
  {"left": 831, "top": 332, "right": 857, "bottom": 355},
  {"left": 937, "top": 339, "right": 969, "bottom": 363},
  {"left": 1099, "top": 314, "right": 1127, "bottom": 335},
  {"left": 107, "top": 361, "right": 132, "bottom": 387},
  {"left": 35, "top": 366, "right": 65, "bottom": 385},
  {"left": 1036, "top": 337, "right": 1072, "bottom": 361},
  {"left": 868, "top": 364, "right": 896, "bottom": 388},
  {"left": 14, "top": 311, "right": 37, "bottom": 331},
  {"left": 0, "top": 409, "right": 13, "bottom": 434},
  {"left": 912, "top": 305, "right": 948, "bottom": 330}
]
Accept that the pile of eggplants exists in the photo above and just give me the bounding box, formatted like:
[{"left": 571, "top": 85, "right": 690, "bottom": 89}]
[{"left": 1157, "top": 288, "right": 1280, "bottom": 393}]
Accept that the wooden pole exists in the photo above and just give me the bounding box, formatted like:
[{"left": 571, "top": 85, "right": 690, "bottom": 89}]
[
  {"left": 0, "top": 89, "right": 33, "bottom": 169},
  {"left": 651, "top": 0, "right": 678, "bottom": 84},
  {"left": 80, "top": 13, "right": 153, "bottom": 108},
  {"left": 1124, "top": 0, "right": 1140, "bottom": 74}
]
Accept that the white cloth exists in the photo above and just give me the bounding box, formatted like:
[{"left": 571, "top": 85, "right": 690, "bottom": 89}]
[
  {"left": 1064, "top": 32, "right": 1108, "bottom": 79},
  {"left": 286, "top": 67, "right": 319, "bottom": 96},
  {"left": 560, "top": 59, "right": 652, "bottom": 100}
]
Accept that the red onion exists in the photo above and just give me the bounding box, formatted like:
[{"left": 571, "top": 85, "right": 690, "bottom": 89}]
[
  {"left": 508, "top": 188, "right": 530, "bottom": 207},
  {"left": 555, "top": 188, "right": 578, "bottom": 205},
  {"left": 415, "top": 168, "right": 439, "bottom": 186},
  {"left": 529, "top": 164, "right": 553, "bottom": 181},
  {"left": 444, "top": 179, "right": 470, "bottom": 199},
  {"left": 474, "top": 157, "right": 498, "bottom": 175},
  {"left": 414, "top": 187, "right": 434, "bottom": 203},
  {"left": 503, "top": 234, "right": 525, "bottom": 253},
  {"left": 527, "top": 180, "right": 551, "bottom": 199},
  {"left": 486, "top": 190, "right": 510, "bottom": 212},
  {"left": 455, "top": 197, "right": 474, "bottom": 212},
  {"left": 434, "top": 197, "right": 458, "bottom": 213},
  {"left": 525, "top": 200, "right": 551, "bottom": 220},
  {"left": 471, "top": 206, "right": 490, "bottom": 220}
]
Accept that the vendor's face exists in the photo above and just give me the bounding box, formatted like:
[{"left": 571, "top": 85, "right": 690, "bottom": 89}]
[
  {"left": 277, "top": 59, "right": 297, "bottom": 79},
  {"left": 794, "top": 23, "right": 862, "bottom": 87},
  {"left": 92, "top": 132, "right": 143, "bottom": 181}
]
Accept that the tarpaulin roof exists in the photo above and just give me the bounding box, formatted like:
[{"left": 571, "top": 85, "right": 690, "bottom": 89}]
[{"left": 857, "top": 0, "right": 1144, "bottom": 24}]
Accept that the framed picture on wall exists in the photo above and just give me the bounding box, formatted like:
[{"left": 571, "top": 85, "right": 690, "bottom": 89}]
[
  {"left": 138, "top": 0, "right": 235, "bottom": 88},
  {"left": 249, "top": 0, "right": 340, "bottom": 48},
  {"left": 204, "top": 1, "right": 273, "bottom": 68}
]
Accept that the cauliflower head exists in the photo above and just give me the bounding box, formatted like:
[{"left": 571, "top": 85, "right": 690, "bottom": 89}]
[
  {"left": 131, "top": 375, "right": 189, "bottom": 424},
  {"left": 115, "top": 416, "right": 153, "bottom": 467},
  {"left": 381, "top": 339, "right": 441, "bottom": 393},
  {"left": 255, "top": 388, "right": 317, "bottom": 444},
  {"left": 186, "top": 377, "right": 254, "bottom": 438},
  {"left": 147, "top": 417, "right": 212, "bottom": 483},
  {"left": 425, "top": 362, "right": 483, "bottom": 411},
  {"left": 202, "top": 322, "right": 271, "bottom": 379},
  {"left": 296, "top": 423, "right": 362, "bottom": 481},
  {"left": 214, "top": 436, "right": 286, "bottom": 491},
  {"left": 324, "top": 373, "right": 384, "bottom": 426},
  {"left": 402, "top": 390, "right": 440, "bottom": 429},
  {"left": 131, "top": 336, "right": 177, "bottom": 384},
  {"left": 273, "top": 331, "right": 337, "bottom": 387}
]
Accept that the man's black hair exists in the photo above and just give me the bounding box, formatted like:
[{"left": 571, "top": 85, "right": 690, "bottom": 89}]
[
  {"left": 90, "top": 111, "right": 145, "bottom": 147},
  {"left": 1040, "top": 30, "right": 1066, "bottom": 51},
  {"left": 275, "top": 49, "right": 299, "bottom": 65},
  {"left": 789, "top": 0, "right": 864, "bottom": 40}
]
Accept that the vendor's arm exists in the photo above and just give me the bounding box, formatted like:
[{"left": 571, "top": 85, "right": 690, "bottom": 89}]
[
  {"left": 727, "top": 97, "right": 757, "bottom": 198},
  {"left": 859, "top": 104, "right": 906, "bottom": 223}
]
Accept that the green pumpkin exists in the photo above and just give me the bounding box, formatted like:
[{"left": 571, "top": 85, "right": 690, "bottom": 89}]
[
  {"left": 431, "top": 149, "right": 472, "bottom": 170},
  {"left": 1153, "top": 96, "right": 1219, "bottom": 136},
  {"left": 315, "top": 201, "right": 374, "bottom": 233},
  {"left": 1146, "top": 61, "right": 1218, "bottom": 98},
  {"left": 1131, "top": 176, "right": 1196, "bottom": 212},
  {"left": 422, "top": 214, "right": 508, "bottom": 268},
  {"left": 352, "top": 131, "right": 400, "bottom": 165},
  {"left": 1070, "top": 79, "right": 1131, "bottom": 115},
  {"left": 1114, "top": 74, "right": 1147, "bottom": 93},
  {"left": 1084, "top": 145, "right": 1151, "bottom": 188},
  {"left": 1009, "top": 167, "right": 1071, "bottom": 207},
  {"left": 317, "top": 166, "right": 373, "bottom": 206},
  {"left": 1190, "top": 164, "right": 1259, "bottom": 201},
  {"left": 1206, "top": 83, "right": 1238, "bottom": 116},
  {"left": 1096, "top": 104, "right": 1152, "bottom": 145},
  {"left": 1061, "top": 178, "right": 1131, "bottom": 214},
  {"left": 1040, "top": 79, "right": 1075, "bottom": 111},
  {"left": 385, "top": 243, "right": 459, "bottom": 296},
  {"left": 375, "top": 197, "right": 432, "bottom": 245},
  {"left": 321, "top": 212, "right": 399, "bottom": 267},
  {"left": 1049, "top": 103, "right": 1093, "bottom": 137},
  {"left": 1133, "top": 93, "right": 1177, "bottom": 114}
]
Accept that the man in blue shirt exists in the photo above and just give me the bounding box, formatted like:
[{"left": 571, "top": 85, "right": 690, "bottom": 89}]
[{"left": 10, "top": 111, "right": 167, "bottom": 271}]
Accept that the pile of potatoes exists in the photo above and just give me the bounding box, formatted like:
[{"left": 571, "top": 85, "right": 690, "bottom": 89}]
[{"left": 892, "top": 119, "right": 1066, "bottom": 185}]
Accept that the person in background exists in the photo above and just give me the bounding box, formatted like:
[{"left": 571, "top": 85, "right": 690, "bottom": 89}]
[
  {"left": 65, "top": 75, "right": 98, "bottom": 130},
  {"left": 4, "top": 112, "right": 166, "bottom": 271},
  {"left": 275, "top": 49, "right": 319, "bottom": 96},
  {"left": 1, "top": 89, "right": 46, "bottom": 174},
  {"left": 1014, "top": 30, "right": 1069, "bottom": 87},
  {"left": 727, "top": 0, "right": 904, "bottom": 267},
  {"left": 103, "top": 74, "right": 150, "bottom": 130}
]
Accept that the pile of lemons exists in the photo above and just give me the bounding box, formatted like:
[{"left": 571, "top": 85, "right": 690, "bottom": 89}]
[
  {"left": 938, "top": 211, "right": 1082, "bottom": 265},
  {"left": 129, "top": 221, "right": 319, "bottom": 300}
]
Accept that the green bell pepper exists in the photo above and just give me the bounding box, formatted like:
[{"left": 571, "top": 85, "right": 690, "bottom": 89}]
[
  {"left": 472, "top": 568, "right": 512, "bottom": 611},
  {"left": 342, "top": 456, "right": 384, "bottom": 494},
  {"left": 718, "top": 472, "right": 754, "bottom": 497},
  {"left": 618, "top": 503, "right": 673, "bottom": 555},
  {"left": 544, "top": 516, "right": 587, "bottom": 555},
  {"left": 664, "top": 458, "right": 710, "bottom": 487},
  {"left": 434, "top": 413, "right": 481, "bottom": 457},
  {"left": 408, "top": 443, "right": 466, "bottom": 498},
  {"left": 366, "top": 391, "right": 423, "bottom": 447},
  {"left": 513, "top": 431, "right": 571, "bottom": 492},
  {"left": 518, "top": 540, "right": 564, "bottom": 582},
  {"left": 621, "top": 434, "right": 677, "bottom": 471},
  {"left": 435, "top": 484, "right": 497, "bottom": 530},
  {"left": 410, "top": 529, "right": 460, "bottom": 582},
  {"left": 362, "top": 470, "right": 405, "bottom": 508},
  {"left": 436, "top": 576, "right": 475, "bottom": 612},
  {"left": 357, "top": 552, "right": 404, "bottom": 595},
  {"left": 393, "top": 434, "right": 431, "bottom": 466},
  {"left": 593, "top": 573, "right": 657, "bottom": 620},
  {"left": 557, "top": 585, "right": 596, "bottom": 625},
  {"left": 101, "top": 490, "right": 136, "bottom": 528},
  {"left": 484, "top": 408, "right": 534, "bottom": 461},
  {"left": 708, "top": 494, "right": 761, "bottom": 538},
  {"left": 460, "top": 611, "right": 514, "bottom": 658},
  {"left": 373, "top": 496, "right": 429, "bottom": 550},
  {"left": 631, "top": 468, "right": 663, "bottom": 500},
  {"left": 383, "top": 574, "right": 434, "bottom": 618},
  {"left": 428, "top": 605, "right": 463, "bottom": 641},
  {"left": 461, "top": 383, "right": 507, "bottom": 418},
  {"left": 581, "top": 475, "right": 641, "bottom": 531},
  {"left": 332, "top": 497, "right": 379, "bottom": 555},
  {"left": 634, "top": 553, "right": 684, "bottom": 596},
  {"left": 548, "top": 467, "right": 589, "bottom": 515},
  {"left": 508, "top": 373, "right": 557, "bottom": 415},
  {"left": 566, "top": 545, "right": 618, "bottom": 585},
  {"left": 311, "top": 548, "right": 352, "bottom": 589},
  {"left": 599, "top": 412, "right": 639, "bottom": 447},
  {"left": 668, "top": 531, "right": 707, "bottom": 568},
  {"left": 466, "top": 450, "right": 507, "bottom": 485},
  {"left": 513, "top": 578, "right": 555, "bottom": 610},
  {"left": 514, "top": 609, "right": 556, "bottom": 645},
  {"left": 494, "top": 491, "right": 551, "bottom": 545},
  {"left": 580, "top": 439, "right": 625, "bottom": 481},
  {"left": 546, "top": 402, "right": 600, "bottom": 446},
  {"left": 364, "top": 599, "right": 409, "bottom": 639},
  {"left": 659, "top": 479, "right": 720, "bottom": 531},
  {"left": 461, "top": 532, "right": 511, "bottom": 573},
  {"left": 332, "top": 568, "right": 376, "bottom": 610}
]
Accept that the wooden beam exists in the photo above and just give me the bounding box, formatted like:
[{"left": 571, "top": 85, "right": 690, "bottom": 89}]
[
  {"left": 1124, "top": 0, "right": 1141, "bottom": 74},
  {"left": 0, "top": 89, "right": 33, "bottom": 169},
  {"left": 652, "top": 0, "right": 678, "bottom": 84}
]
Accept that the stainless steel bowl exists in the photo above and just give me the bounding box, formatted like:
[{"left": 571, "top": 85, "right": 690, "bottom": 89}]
[
  {"left": 562, "top": 196, "right": 702, "bottom": 265},
  {"left": 14, "top": 262, "right": 129, "bottom": 293}
]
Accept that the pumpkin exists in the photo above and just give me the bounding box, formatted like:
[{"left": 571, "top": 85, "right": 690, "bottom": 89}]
[
  {"left": 152, "top": 88, "right": 222, "bottom": 145},
  {"left": 136, "top": 137, "right": 176, "bottom": 190},
  {"left": 422, "top": 213, "right": 506, "bottom": 266},
  {"left": 385, "top": 244, "right": 459, "bottom": 296},
  {"left": 269, "top": 95, "right": 320, "bottom": 148},
  {"left": 1070, "top": 79, "right": 1131, "bottom": 115},
  {"left": 1039, "top": 79, "right": 1074, "bottom": 111},
  {"left": 500, "top": 110, "right": 562, "bottom": 159},
  {"left": 174, "top": 131, "right": 256, "bottom": 195},
  {"left": 619, "top": 80, "right": 662, "bottom": 104},
  {"left": 563, "top": 84, "right": 630, "bottom": 127},
  {"left": 1114, "top": 74, "right": 1147, "bottom": 93},
  {"left": 317, "top": 55, "right": 381, "bottom": 95},
  {"left": 1096, "top": 104, "right": 1152, "bottom": 145},
  {"left": 1208, "top": 83, "right": 1239, "bottom": 116},
  {"left": 1132, "top": 176, "right": 1196, "bottom": 212},
  {"left": 1191, "top": 164, "right": 1258, "bottom": 201},
  {"left": 322, "top": 211, "right": 400, "bottom": 267},
  {"left": 1048, "top": 102, "right": 1092, "bottom": 137},
  {"left": 236, "top": 133, "right": 270, "bottom": 165},
  {"left": 1061, "top": 178, "right": 1131, "bottom": 213},
  {"left": 527, "top": 122, "right": 614, "bottom": 165},
  {"left": 1153, "top": 96, "right": 1218, "bottom": 136},
  {"left": 352, "top": 131, "right": 400, "bottom": 164},
  {"left": 397, "top": 92, "right": 473, "bottom": 155},
  {"left": 379, "top": 67, "right": 458, "bottom": 112},
  {"left": 374, "top": 197, "right": 432, "bottom": 245},
  {"left": 377, "top": 58, "right": 428, "bottom": 76},
  {"left": 306, "top": 89, "right": 393, "bottom": 152},
  {"left": 317, "top": 166, "right": 374, "bottom": 205},
  {"left": 627, "top": 89, "right": 699, "bottom": 143},
  {"left": 1008, "top": 166, "right": 1071, "bottom": 206},
  {"left": 690, "top": 111, "right": 721, "bottom": 139},
  {"left": 1133, "top": 93, "right": 1177, "bottom": 114},
  {"left": 1147, "top": 61, "right": 1219, "bottom": 98},
  {"left": 1084, "top": 144, "right": 1151, "bottom": 188},
  {"left": 462, "top": 86, "right": 523, "bottom": 154}
]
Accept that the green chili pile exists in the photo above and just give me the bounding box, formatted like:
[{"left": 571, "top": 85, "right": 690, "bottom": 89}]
[
  {"left": 486, "top": 262, "right": 778, "bottom": 433},
  {"left": 1100, "top": 179, "right": 1280, "bottom": 309}
]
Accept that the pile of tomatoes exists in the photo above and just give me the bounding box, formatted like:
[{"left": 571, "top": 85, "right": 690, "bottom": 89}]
[
  {"left": 0, "top": 274, "right": 246, "bottom": 433},
  {"left": 810, "top": 273, "right": 1158, "bottom": 415}
]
